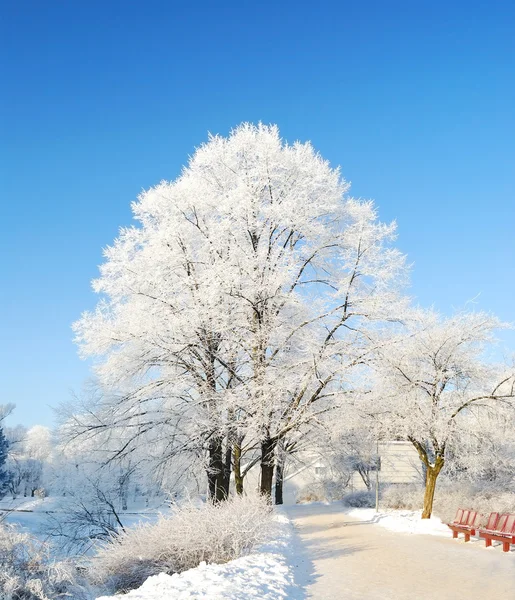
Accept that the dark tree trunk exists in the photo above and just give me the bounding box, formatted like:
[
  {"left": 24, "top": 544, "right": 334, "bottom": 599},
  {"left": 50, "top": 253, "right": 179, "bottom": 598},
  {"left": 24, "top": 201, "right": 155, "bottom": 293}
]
[
  {"left": 274, "top": 452, "right": 284, "bottom": 505},
  {"left": 221, "top": 441, "right": 232, "bottom": 499},
  {"left": 357, "top": 467, "right": 371, "bottom": 491},
  {"left": 233, "top": 442, "right": 244, "bottom": 495},
  {"left": 203, "top": 335, "right": 228, "bottom": 502},
  {"left": 208, "top": 436, "right": 226, "bottom": 502},
  {"left": 260, "top": 437, "right": 277, "bottom": 500}
]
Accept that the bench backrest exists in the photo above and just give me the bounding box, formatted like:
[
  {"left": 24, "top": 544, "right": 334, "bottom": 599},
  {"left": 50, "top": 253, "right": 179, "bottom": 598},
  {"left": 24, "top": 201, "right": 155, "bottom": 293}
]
[
  {"left": 454, "top": 508, "right": 464, "bottom": 524},
  {"left": 496, "top": 514, "right": 509, "bottom": 533},
  {"left": 485, "top": 512, "right": 500, "bottom": 530},
  {"left": 466, "top": 511, "right": 478, "bottom": 527},
  {"left": 460, "top": 509, "right": 470, "bottom": 525},
  {"left": 501, "top": 514, "right": 515, "bottom": 535}
]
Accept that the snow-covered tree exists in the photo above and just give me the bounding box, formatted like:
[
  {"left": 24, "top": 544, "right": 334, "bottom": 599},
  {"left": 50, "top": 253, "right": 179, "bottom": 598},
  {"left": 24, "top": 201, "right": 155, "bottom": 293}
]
[
  {"left": 73, "top": 123, "right": 407, "bottom": 500},
  {"left": 24, "top": 425, "right": 52, "bottom": 462},
  {"left": 372, "top": 310, "right": 515, "bottom": 518},
  {"left": 0, "top": 428, "right": 10, "bottom": 497},
  {"left": 4, "top": 424, "right": 53, "bottom": 498},
  {"left": 0, "top": 405, "right": 15, "bottom": 498},
  {"left": 446, "top": 404, "right": 515, "bottom": 487}
]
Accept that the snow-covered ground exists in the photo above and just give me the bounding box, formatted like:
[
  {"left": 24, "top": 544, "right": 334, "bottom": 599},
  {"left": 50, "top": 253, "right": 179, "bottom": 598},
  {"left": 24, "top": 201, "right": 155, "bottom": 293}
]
[
  {"left": 0, "top": 496, "right": 60, "bottom": 537},
  {"left": 287, "top": 502, "right": 515, "bottom": 600},
  {"left": 96, "top": 514, "right": 303, "bottom": 600},
  {"left": 345, "top": 507, "right": 450, "bottom": 536},
  {"left": 0, "top": 495, "right": 169, "bottom": 560},
  {"left": 0, "top": 497, "right": 52, "bottom": 511},
  {"left": 92, "top": 506, "right": 452, "bottom": 599},
  {"left": 0, "top": 496, "right": 166, "bottom": 532}
]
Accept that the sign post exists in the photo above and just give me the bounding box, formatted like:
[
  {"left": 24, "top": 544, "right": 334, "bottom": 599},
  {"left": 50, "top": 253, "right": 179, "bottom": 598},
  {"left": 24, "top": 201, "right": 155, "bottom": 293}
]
[{"left": 375, "top": 439, "right": 380, "bottom": 512}]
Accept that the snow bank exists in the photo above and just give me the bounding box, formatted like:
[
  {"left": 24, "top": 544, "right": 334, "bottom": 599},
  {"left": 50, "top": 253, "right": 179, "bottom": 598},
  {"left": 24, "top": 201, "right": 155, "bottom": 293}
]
[
  {"left": 346, "top": 508, "right": 449, "bottom": 537},
  {"left": 96, "top": 514, "right": 299, "bottom": 600},
  {"left": 95, "top": 554, "right": 290, "bottom": 600}
]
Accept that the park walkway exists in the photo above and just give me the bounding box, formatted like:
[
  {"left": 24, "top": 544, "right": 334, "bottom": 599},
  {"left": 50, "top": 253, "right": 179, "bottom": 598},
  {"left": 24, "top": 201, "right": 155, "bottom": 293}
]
[{"left": 286, "top": 503, "right": 515, "bottom": 600}]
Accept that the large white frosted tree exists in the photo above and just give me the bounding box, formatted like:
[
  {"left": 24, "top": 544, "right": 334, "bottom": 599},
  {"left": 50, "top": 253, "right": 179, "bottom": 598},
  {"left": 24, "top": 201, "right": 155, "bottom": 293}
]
[
  {"left": 74, "top": 123, "right": 407, "bottom": 500},
  {"left": 372, "top": 310, "right": 515, "bottom": 518}
]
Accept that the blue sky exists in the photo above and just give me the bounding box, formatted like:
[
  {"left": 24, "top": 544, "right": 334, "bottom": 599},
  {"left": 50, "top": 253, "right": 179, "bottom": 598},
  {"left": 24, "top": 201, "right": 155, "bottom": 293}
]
[{"left": 2, "top": 1, "right": 514, "bottom": 427}]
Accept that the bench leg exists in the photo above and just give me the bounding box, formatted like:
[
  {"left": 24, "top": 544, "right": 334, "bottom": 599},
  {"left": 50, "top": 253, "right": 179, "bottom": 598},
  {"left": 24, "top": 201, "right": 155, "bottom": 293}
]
[
  {"left": 464, "top": 533, "right": 470, "bottom": 542},
  {"left": 485, "top": 538, "right": 492, "bottom": 548},
  {"left": 453, "top": 531, "right": 458, "bottom": 539},
  {"left": 503, "top": 541, "right": 509, "bottom": 553}
]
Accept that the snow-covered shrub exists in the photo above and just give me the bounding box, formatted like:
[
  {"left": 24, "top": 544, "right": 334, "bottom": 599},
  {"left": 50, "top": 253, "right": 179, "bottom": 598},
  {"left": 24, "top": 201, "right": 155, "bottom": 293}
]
[
  {"left": 342, "top": 490, "right": 375, "bottom": 508},
  {"left": 380, "top": 481, "right": 515, "bottom": 524},
  {"left": 295, "top": 482, "right": 327, "bottom": 504},
  {"left": 0, "top": 522, "right": 87, "bottom": 600},
  {"left": 296, "top": 479, "right": 349, "bottom": 504},
  {"left": 381, "top": 484, "right": 423, "bottom": 510},
  {"left": 432, "top": 482, "right": 515, "bottom": 524},
  {"left": 90, "top": 494, "right": 275, "bottom": 594}
]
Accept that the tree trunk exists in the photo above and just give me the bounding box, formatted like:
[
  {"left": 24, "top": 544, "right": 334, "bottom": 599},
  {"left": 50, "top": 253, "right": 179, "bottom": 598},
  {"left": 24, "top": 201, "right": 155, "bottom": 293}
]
[
  {"left": 221, "top": 441, "right": 232, "bottom": 499},
  {"left": 260, "top": 437, "right": 276, "bottom": 500},
  {"left": 421, "top": 457, "right": 444, "bottom": 519},
  {"left": 357, "top": 467, "right": 371, "bottom": 491},
  {"left": 274, "top": 451, "right": 284, "bottom": 505},
  {"left": 120, "top": 469, "right": 129, "bottom": 511},
  {"left": 233, "top": 442, "right": 244, "bottom": 495},
  {"left": 208, "top": 436, "right": 226, "bottom": 502},
  {"left": 409, "top": 437, "right": 446, "bottom": 520}
]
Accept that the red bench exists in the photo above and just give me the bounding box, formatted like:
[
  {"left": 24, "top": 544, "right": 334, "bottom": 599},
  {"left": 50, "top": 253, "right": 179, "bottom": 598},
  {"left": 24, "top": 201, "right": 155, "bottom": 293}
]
[
  {"left": 447, "top": 508, "right": 480, "bottom": 542},
  {"left": 479, "top": 513, "right": 515, "bottom": 552}
]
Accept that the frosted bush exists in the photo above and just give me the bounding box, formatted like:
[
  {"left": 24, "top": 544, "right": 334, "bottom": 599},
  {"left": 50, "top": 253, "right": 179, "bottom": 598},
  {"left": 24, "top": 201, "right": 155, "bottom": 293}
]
[
  {"left": 432, "top": 482, "right": 515, "bottom": 524},
  {"left": 380, "top": 481, "right": 515, "bottom": 525},
  {"left": 90, "top": 494, "right": 275, "bottom": 594},
  {"left": 381, "top": 484, "right": 423, "bottom": 511},
  {"left": 296, "top": 483, "right": 327, "bottom": 504},
  {"left": 296, "top": 479, "right": 349, "bottom": 504},
  {"left": 342, "top": 490, "right": 375, "bottom": 508},
  {"left": 0, "top": 522, "right": 87, "bottom": 600}
]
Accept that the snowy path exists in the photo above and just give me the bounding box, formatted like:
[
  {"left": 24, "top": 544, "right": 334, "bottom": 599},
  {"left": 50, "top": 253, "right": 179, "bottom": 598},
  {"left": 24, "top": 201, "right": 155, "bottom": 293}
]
[{"left": 286, "top": 503, "right": 515, "bottom": 600}]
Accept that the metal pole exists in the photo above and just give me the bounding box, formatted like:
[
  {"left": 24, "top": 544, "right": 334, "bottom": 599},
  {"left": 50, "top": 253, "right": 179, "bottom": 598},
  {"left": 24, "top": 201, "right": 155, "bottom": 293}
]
[{"left": 375, "top": 438, "right": 380, "bottom": 512}]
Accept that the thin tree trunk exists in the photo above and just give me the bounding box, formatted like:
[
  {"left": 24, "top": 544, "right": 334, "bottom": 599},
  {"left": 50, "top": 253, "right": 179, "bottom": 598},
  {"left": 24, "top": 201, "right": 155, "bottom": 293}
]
[
  {"left": 221, "top": 440, "right": 232, "bottom": 499},
  {"left": 120, "top": 468, "right": 129, "bottom": 511},
  {"left": 233, "top": 442, "right": 244, "bottom": 495},
  {"left": 357, "top": 467, "right": 371, "bottom": 491},
  {"left": 260, "top": 437, "right": 276, "bottom": 500},
  {"left": 421, "top": 457, "right": 444, "bottom": 519},
  {"left": 274, "top": 449, "right": 285, "bottom": 505},
  {"left": 121, "top": 483, "right": 128, "bottom": 511}
]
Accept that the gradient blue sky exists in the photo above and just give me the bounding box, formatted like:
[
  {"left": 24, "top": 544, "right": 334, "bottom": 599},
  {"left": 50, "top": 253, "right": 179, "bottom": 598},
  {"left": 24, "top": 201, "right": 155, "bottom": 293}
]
[{"left": 2, "top": 1, "right": 514, "bottom": 427}]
